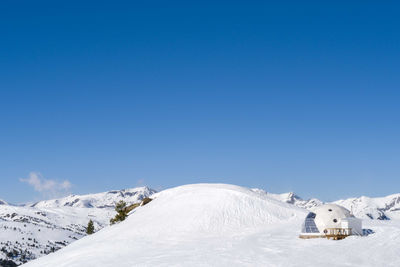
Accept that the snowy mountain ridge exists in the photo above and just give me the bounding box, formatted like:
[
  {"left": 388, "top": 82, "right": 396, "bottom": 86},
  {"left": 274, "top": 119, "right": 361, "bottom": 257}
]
[
  {"left": 28, "top": 186, "right": 156, "bottom": 209},
  {"left": 264, "top": 190, "right": 400, "bottom": 220},
  {"left": 263, "top": 191, "right": 324, "bottom": 210},
  {"left": 334, "top": 193, "right": 400, "bottom": 220}
]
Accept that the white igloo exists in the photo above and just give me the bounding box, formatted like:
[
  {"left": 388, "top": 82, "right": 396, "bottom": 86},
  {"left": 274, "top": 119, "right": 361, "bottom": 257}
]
[{"left": 300, "top": 204, "right": 362, "bottom": 239}]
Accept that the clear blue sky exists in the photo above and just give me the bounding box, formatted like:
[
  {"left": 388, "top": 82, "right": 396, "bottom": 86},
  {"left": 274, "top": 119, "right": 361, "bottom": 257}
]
[{"left": 1, "top": 1, "right": 399, "bottom": 203}]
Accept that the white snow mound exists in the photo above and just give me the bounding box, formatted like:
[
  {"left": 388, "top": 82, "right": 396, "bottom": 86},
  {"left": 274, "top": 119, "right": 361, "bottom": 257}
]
[
  {"left": 137, "top": 184, "right": 304, "bottom": 235},
  {"left": 23, "top": 184, "right": 305, "bottom": 267}
]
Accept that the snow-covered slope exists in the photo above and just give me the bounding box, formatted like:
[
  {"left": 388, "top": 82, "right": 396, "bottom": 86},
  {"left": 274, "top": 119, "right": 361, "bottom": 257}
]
[
  {"left": 0, "top": 187, "right": 155, "bottom": 266},
  {"left": 22, "top": 184, "right": 400, "bottom": 267},
  {"left": 1, "top": 184, "right": 399, "bottom": 266},
  {"left": 0, "top": 205, "right": 112, "bottom": 265}
]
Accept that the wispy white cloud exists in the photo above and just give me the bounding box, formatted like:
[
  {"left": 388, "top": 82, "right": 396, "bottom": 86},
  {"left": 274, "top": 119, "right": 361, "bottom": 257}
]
[
  {"left": 136, "top": 178, "right": 145, "bottom": 186},
  {"left": 20, "top": 172, "right": 72, "bottom": 198}
]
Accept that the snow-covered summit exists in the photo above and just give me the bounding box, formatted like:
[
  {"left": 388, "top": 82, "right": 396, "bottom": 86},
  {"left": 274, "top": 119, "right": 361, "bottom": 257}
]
[
  {"left": 0, "top": 199, "right": 7, "bottom": 205},
  {"left": 264, "top": 191, "right": 323, "bottom": 210},
  {"left": 145, "top": 184, "right": 306, "bottom": 235},
  {"left": 28, "top": 186, "right": 156, "bottom": 209}
]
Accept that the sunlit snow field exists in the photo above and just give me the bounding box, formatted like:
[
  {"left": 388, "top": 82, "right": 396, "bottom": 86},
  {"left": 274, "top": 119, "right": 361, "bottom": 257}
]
[{"left": 23, "top": 184, "right": 400, "bottom": 267}]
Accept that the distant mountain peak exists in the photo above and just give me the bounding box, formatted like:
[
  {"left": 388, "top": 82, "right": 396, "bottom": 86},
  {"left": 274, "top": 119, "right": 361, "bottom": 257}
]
[{"left": 250, "top": 189, "right": 324, "bottom": 210}]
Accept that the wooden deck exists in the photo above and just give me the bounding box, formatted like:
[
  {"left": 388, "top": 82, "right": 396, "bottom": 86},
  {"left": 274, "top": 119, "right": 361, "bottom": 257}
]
[
  {"left": 324, "top": 228, "right": 352, "bottom": 240},
  {"left": 300, "top": 228, "right": 352, "bottom": 240}
]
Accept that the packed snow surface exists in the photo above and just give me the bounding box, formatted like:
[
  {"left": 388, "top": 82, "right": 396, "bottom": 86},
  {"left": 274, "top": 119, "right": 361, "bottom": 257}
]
[{"left": 23, "top": 184, "right": 400, "bottom": 267}]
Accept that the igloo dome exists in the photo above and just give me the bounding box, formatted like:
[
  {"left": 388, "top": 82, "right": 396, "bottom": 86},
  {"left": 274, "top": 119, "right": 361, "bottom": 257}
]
[{"left": 300, "top": 204, "right": 362, "bottom": 240}]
